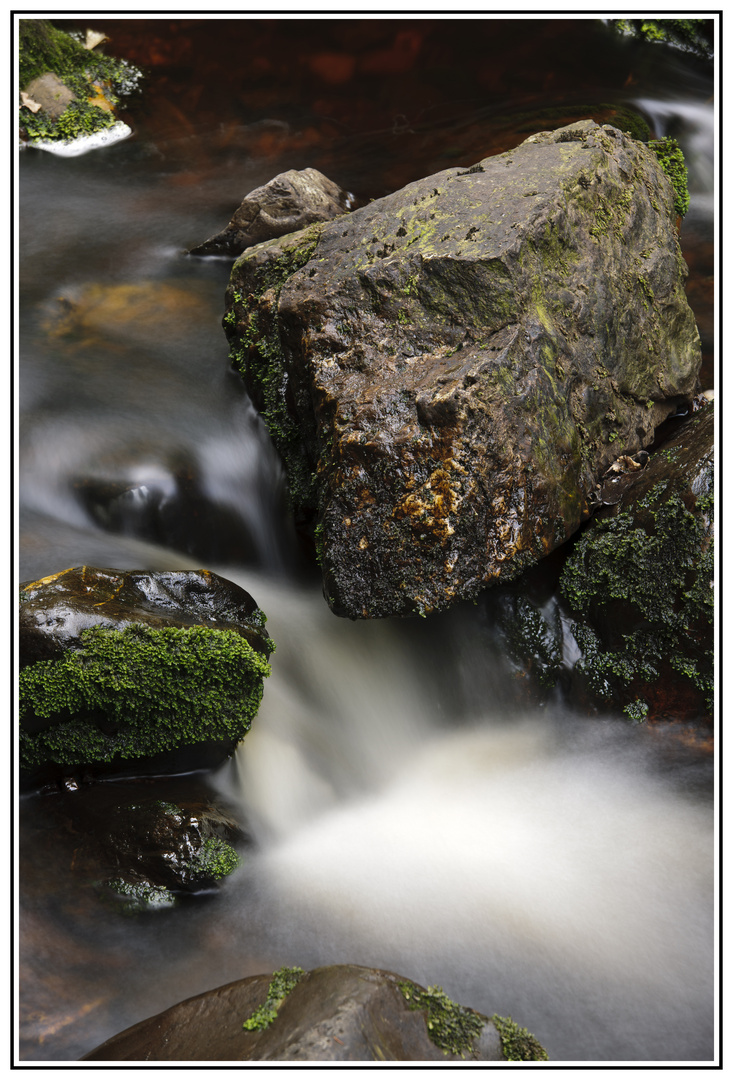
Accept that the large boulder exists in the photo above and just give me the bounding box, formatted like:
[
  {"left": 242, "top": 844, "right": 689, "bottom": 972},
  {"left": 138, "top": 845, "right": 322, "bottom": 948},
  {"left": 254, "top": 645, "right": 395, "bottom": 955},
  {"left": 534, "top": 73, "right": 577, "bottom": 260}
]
[
  {"left": 19, "top": 567, "right": 273, "bottom": 785},
  {"left": 559, "top": 403, "right": 714, "bottom": 723},
  {"left": 190, "top": 168, "right": 356, "bottom": 257},
  {"left": 82, "top": 963, "right": 548, "bottom": 1061},
  {"left": 225, "top": 120, "right": 701, "bottom": 618}
]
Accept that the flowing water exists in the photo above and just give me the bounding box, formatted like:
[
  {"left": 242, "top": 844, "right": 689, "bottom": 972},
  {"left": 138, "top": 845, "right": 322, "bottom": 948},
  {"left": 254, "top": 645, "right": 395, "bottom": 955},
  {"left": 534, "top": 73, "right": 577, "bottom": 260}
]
[{"left": 17, "top": 18, "right": 716, "bottom": 1064}]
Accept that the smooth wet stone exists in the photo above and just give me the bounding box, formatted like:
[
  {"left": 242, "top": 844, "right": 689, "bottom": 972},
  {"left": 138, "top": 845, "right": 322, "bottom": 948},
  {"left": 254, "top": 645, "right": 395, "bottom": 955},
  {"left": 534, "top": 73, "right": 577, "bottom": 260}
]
[
  {"left": 19, "top": 567, "right": 273, "bottom": 785},
  {"left": 82, "top": 964, "right": 540, "bottom": 1061},
  {"left": 190, "top": 168, "right": 356, "bottom": 256},
  {"left": 225, "top": 120, "right": 701, "bottom": 618}
]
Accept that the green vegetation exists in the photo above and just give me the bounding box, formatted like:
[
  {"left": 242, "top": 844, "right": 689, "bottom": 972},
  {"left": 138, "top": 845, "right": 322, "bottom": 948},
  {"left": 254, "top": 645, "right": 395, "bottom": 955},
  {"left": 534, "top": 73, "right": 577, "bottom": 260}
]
[
  {"left": 19, "top": 18, "right": 142, "bottom": 144},
  {"left": 189, "top": 837, "right": 240, "bottom": 881},
  {"left": 648, "top": 137, "right": 690, "bottom": 218},
  {"left": 610, "top": 19, "right": 713, "bottom": 61},
  {"left": 103, "top": 878, "right": 175, "bottom": 911},
  {"left": 560, "top": 476, "right": 713, "bottom": 717},
  {"left": 242, "top": 967, "right": 306, "bottom": 1031},
  {"left": 491, "top": 1014, "right": 549, "bottom": 1061},
  {"left": 19, "top": 623, "right": 273, "bottom": 770},
  {"left": 398, "top": 982, "right": 485, "bottom": 1058},
  {"left": 226, "top": 226, "right": 323, "bottom": 510}
]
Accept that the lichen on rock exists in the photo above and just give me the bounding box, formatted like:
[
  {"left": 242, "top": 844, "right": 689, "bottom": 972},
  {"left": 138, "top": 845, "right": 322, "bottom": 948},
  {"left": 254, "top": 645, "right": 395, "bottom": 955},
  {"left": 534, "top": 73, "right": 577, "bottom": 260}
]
[{"left": 225, "top": 120, "right": 701, "bottom": 619}]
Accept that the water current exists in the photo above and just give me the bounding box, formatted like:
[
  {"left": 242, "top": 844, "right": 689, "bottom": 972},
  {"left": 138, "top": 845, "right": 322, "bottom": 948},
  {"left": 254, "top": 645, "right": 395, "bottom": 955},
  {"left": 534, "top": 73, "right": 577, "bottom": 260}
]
[{"left": 17, "top": 17, "right": 716, "bottom": 1064}]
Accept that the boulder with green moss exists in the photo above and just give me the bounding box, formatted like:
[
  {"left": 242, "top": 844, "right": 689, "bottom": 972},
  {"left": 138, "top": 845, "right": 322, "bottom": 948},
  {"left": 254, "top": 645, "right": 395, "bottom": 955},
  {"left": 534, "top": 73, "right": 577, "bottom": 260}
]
[
  {"left": 82, "top": 963, "right": 547, "bottom": 1061},
  {"left": 225, "top": 120, "right": 701, "bottom": 619},
  {"left": 560, "top": 404, "right": 713, "bottom": 723},
  {"left": 19, "top": 18, "right": 142, "bottom": 151},
  {"left": 19, "top": 566, "right": 274, "bottom": 785}
]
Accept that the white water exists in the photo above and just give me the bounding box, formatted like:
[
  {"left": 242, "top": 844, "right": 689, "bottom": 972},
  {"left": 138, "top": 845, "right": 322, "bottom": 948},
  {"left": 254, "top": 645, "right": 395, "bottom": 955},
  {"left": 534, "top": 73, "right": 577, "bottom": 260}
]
[{"left": 210, "top": 574, "right": 714, "bottom": 1063}]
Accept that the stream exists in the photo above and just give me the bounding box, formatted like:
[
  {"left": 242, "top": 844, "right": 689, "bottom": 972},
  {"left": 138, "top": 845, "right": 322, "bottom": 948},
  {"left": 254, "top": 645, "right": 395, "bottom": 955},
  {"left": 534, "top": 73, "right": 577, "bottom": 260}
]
[{"left": 17, "top": 18, "right": 716, "bottom": 1063}]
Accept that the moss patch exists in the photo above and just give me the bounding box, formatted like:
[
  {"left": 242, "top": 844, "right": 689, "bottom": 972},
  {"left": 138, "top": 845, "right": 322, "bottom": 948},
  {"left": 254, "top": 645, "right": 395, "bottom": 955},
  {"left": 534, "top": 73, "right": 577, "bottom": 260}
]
[
  {"left": 242, "top": 967, "right": 306, "bottom": 1031},
  {"left": 648, "top": 138, "right": 690, "bottom": 218},
  {"left": 610, "top": 19, "right": 713, "bottom": 61},
  {"left": 399, "top": 982, "right": 485, "bottom": 1058},
  {"left": 226, "top": 226, "right": 323, "bottom": 510},
  {"left": 19, "top": 623, "right": 273, "bottom": 770},
  {"left": 188, "top": 837, "right": 240, "bottom": 881},
  {"left": 560, "top": 476, "right": 713, "bottom": 717},
  {"left": 491, "top": 1014, "right": 549, "bottom": 1061}
]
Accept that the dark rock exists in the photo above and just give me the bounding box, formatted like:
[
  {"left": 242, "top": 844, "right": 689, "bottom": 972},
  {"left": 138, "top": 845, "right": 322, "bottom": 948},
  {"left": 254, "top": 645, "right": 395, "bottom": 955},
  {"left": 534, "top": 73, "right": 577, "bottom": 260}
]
[
  {"left": 559, "top": 403, "right": 713, "bottom": 723},
  {"left": 19, "top": 567, "right": 274, "bottom": 785},
  {"left": 190, "top": 168, "right": 356, "bottom": 257},
  {"left": 82, "top": 964, "right": 544, "bottom": 1061},
  {"left": 225, "top": 120, "right": 701, "bottom": 619}
]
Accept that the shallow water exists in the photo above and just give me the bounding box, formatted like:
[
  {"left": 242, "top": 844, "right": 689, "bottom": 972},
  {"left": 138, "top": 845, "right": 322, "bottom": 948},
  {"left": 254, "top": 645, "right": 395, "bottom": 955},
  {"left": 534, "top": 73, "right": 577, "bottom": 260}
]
[{"left": 17, "top": 17, "right": 716, "bottom": 1064}]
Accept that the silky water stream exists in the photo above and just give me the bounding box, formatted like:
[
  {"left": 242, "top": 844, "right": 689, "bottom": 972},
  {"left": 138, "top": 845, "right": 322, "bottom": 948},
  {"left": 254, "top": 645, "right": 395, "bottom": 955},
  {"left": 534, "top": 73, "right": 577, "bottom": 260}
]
[{"left": 17, "top": 19, "right": 716, "bottom": 1064}]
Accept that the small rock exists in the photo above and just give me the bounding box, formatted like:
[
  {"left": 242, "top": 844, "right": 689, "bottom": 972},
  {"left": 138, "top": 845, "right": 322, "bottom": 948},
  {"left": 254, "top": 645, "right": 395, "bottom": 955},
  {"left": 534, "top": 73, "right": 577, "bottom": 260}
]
[
  {"left": 190, "top": 168, "right": 356, "bottom": 256},
  {"left": 24, "top": 73, "right": 75, "bottom": 119}
]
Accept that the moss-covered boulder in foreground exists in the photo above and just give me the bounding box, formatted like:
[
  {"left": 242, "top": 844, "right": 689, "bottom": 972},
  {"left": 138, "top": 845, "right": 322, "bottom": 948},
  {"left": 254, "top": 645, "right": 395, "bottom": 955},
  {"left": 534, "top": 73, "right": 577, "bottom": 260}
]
[
  {"left": 82, "top": 963, "right": 547, "bottom": 1061},
  {"left": 19, "top": 566, "right": 273, "bottom": 784},
  {"left": 560, "top": 404, "right": 713, "bottom": 723},
  {"left": 225, "top": 119, "right": 701, "bottom": 619}
]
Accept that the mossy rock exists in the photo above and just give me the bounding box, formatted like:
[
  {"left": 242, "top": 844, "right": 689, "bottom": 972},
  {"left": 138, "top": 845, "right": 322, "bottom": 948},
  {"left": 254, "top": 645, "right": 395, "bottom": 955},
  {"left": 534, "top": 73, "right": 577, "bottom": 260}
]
[
  {"left": 610, "top": 19, "right": 713, "bottom": 62},
  {"left": 83, "top": 964, "right": 546, "bottom": 1061},
  {"left": 19, "top": 567, "right": 274, "bottom": 784},
  {"left": 226, "top": 120, "right": 701, "bottom": 619},
  {"left": 560, "top": 405, "right": 713, "bottom": 723},
  {"left": 19, "top": 18, "right": 142, "bottom": 147}
]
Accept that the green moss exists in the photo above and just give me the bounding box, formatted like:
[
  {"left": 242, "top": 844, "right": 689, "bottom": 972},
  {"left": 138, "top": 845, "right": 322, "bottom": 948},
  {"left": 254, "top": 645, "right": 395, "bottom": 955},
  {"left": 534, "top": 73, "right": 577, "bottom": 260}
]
[
  {"left": 103, "top": 878, "right": 175, "bottom": 911},
  {"left": 491, "top": 1014, "right": 549, "bottom": 1062},
  {"left": 560, "top": 477, "right": 713, "bottom": 715},
  {"left": 226, "top": 227, "right": 323, "bottom": 509},
  {"left": 19, "top": 623, "right": 272, "bottom": 770},
  {"left": 648, "top": 138, "right": 690, "bottom": 218},
  {"left": 398, "top": 982, "right": 485, "bottom": 1058},
  {"left": 611, "top": 19, "right": 713, "bottom": 61},
  {"left": 242, "top": 967, "right": 306, "bottom": 1031},
  {"left": 188, "top": 837, "right": 240, "bottom": 881},
  {"left": 19, "top": 18, "right": 143, "bottom": 144}
]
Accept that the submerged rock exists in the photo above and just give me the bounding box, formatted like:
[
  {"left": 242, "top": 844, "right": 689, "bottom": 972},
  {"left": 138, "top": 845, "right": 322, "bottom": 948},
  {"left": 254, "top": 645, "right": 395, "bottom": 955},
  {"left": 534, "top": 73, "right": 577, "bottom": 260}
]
[
  {"left": 19, "top": 566, "right": 274, "bottom": 785},
  {"left": 225, "top": 120, "right": 701, "bottom": 618},
  {"left": 190, "top": 168, "right": 356, "bottom": 257},
  {"left": 82, "top": 963, "right": 547, "bottom": 1061},
  {"left": 560, "top": 403, "right": 714, "bottom": 723}
]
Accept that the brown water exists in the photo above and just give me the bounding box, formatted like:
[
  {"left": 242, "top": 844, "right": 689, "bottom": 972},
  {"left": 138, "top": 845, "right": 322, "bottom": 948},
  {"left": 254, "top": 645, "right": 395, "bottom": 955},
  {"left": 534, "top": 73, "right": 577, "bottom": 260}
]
[{"left": 18, "top": 17, "right": 716, "bottom": 1064}]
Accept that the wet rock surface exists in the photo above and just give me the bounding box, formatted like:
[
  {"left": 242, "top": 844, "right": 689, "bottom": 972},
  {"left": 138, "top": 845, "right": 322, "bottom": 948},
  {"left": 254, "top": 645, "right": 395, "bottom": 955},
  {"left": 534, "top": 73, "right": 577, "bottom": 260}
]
[
  {"left": 559, "top": 403, "right": 714, "bottom": 723},
  {"left": 82, "top": 964, "right": 530, "bottom": 1061},
  {"left": 19, "top": 567, "right": 273, "bottom": 785},
  {"left": 190, "top": 168, "right": 356, "bottom": 257},
  {"left": 225, "top": 120, "right": 701, "bottom": 619}
]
